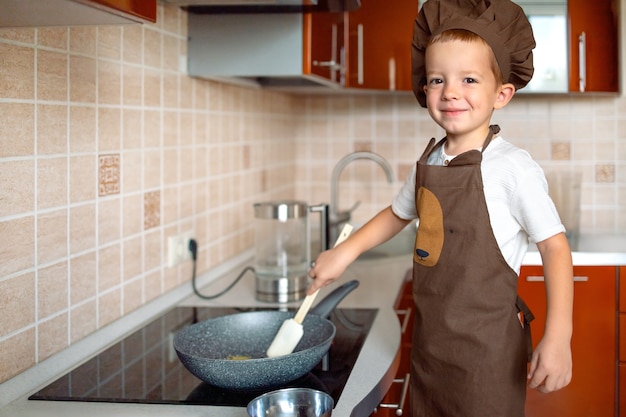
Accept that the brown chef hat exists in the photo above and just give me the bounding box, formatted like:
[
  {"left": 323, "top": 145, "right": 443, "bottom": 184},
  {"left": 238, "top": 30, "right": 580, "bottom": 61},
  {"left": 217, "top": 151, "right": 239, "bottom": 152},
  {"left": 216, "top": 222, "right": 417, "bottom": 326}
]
[{"left": 412, "top": 0, "right": 536, "bottom": 107}]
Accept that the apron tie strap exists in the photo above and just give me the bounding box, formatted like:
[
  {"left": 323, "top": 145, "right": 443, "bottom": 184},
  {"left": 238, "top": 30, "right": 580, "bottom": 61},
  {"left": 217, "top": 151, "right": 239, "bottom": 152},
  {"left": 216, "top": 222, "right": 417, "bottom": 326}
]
[{"left": 516, "top": 296, "right": 534, "bottom": 362}]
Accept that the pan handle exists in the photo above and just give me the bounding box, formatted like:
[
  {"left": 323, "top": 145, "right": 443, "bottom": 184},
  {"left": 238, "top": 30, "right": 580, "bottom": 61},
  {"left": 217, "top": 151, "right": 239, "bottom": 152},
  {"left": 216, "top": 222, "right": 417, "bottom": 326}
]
[{"left": 310, "top": 280, "right": 359, "bottom": 319}]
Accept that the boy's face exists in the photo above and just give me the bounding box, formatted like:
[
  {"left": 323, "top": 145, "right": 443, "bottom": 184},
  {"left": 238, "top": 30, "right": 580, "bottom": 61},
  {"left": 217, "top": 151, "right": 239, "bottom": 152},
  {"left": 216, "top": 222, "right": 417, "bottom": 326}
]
[{"left": 423, "top": 38, "right": 513, "bottom": 143}]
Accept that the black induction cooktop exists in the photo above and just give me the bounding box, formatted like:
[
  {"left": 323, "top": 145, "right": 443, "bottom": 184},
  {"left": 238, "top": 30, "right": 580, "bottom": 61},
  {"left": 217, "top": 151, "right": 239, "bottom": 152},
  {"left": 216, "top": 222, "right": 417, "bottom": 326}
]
[{"left": 29, "top": 306, "right": 377, "bottom": 408}]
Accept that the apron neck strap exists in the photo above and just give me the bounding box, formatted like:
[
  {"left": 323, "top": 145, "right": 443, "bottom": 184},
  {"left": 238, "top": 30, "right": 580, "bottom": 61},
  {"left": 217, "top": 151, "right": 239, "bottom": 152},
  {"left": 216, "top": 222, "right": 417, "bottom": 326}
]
[
  {"left": 481, "top": 124, "right": 500, "bottom": 153},
  {"left": 421, "top": 124, "right": 501, "bottom": 163}
]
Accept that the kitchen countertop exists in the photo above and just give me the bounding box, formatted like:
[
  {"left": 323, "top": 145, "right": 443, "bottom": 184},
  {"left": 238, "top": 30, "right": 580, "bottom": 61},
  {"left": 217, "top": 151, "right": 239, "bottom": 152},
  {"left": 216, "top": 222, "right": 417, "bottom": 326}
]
[
  {"left": 0, "top": 253, "right": 414, "bottom": 417},
  {"left": 2, "top": 233, "right": 626, "bottom": 417},
  {"left": 175, "top": 254, "right": 415, "bottom": 417},
  {"left": 524, "top": 234, "right": 626, "bottom": 265}
]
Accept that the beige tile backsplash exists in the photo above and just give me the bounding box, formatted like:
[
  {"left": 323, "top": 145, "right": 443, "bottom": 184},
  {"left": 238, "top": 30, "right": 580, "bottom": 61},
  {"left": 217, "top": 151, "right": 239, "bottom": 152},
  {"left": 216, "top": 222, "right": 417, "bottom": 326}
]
[{"left": 1, "top": 2, "right": 625, "bottom": 385}]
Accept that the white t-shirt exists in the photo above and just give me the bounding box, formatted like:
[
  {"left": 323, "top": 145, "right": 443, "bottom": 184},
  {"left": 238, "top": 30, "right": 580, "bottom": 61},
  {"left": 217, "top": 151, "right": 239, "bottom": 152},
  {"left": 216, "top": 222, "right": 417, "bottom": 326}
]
[{"left": 391, "top": 135, "right": 565, "bottom": 274}]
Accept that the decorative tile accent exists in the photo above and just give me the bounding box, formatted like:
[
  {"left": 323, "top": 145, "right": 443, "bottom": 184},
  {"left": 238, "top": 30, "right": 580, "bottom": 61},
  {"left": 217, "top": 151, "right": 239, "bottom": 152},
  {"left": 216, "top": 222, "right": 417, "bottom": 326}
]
[
  {"left": 98, "top": 154, "right": 120, "bottom": 196},
  {"left": 144, "top": 191, "right": 160, "bottom": 230},
  {"left": 551, "top": 142, "right": 570, "bottom": 160},
  {"left": 595, "top": 164, "right": 615, "bottom": 183}
]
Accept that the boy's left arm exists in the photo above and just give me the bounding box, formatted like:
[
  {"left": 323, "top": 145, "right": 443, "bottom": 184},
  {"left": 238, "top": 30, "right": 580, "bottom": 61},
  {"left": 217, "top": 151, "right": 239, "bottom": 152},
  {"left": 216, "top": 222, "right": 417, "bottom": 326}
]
[{"left": 528, "top": 232, "right": 574, "bottom": 393}]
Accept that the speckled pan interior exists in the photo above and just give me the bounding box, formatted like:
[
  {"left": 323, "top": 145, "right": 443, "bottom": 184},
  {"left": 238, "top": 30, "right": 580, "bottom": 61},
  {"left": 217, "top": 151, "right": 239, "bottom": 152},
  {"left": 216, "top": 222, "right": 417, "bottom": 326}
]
[{"left": 174, "top": 311, "right": 336, "bottom": 390}]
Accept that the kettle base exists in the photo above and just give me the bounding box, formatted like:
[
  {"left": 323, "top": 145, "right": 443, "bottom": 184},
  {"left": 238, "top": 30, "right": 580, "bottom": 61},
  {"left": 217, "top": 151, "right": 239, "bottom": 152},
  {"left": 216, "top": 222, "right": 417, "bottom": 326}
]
[{"left": 255, "top": 275, "right": 308, "bottom": 303}]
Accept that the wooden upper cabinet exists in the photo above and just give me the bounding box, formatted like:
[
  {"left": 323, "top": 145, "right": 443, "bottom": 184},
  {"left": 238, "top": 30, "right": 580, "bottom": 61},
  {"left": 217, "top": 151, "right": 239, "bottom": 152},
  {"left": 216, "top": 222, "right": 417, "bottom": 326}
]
[
  {"left": 303, "top": 12, "right": 345, "bottom": 85},
  {"left": 568, "top": 0, "right": 619, "bottom": 92},
  {"left": 90, "top": 0, "right": 157, "bottom": 23},
  {"left": 0, "top": 0, "right": 156, "bottom": 27},
  {"left": 344, "top": 0, "right": 419, "bottom": 91}
]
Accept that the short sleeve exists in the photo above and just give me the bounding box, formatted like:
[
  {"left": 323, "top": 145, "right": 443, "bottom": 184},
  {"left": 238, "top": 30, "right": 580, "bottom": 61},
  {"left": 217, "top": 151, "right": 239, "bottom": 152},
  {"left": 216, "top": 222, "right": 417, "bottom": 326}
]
[{"left": 391, "top": 163, "right": 419, "bottom": 220}]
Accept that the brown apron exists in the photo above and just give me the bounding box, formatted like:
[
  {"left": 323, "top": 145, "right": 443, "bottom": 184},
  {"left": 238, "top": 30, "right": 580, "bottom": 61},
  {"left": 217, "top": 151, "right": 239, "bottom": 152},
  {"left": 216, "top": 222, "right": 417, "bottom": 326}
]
[{"left": 410, "top": 125, "right": 533, "bottom": 417}]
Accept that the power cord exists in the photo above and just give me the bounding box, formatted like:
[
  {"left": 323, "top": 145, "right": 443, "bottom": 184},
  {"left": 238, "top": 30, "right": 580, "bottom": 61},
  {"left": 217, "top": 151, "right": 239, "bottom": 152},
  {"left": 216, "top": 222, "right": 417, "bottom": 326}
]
[{"left": 188, "top": 238, "right": 255, "bottom": 300}]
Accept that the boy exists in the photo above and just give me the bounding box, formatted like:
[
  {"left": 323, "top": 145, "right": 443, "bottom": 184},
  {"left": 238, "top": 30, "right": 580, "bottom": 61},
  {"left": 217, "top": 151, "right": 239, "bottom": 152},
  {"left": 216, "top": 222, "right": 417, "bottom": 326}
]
[{"left": 307, "top": 1, "right": 573, "bottom": 416}]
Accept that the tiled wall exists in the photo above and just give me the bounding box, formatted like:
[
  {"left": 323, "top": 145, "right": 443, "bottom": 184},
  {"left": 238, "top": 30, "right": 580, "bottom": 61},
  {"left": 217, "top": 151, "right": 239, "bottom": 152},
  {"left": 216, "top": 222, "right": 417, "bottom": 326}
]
[
  {"left": 1, "top": 2, "right": 625, "bottom": 385},
  {"left": 0, "top": 4, "right": 299, "bottom": 383},
  {"left": 294, "top": 93, "right": 626, "bottom": 234}
]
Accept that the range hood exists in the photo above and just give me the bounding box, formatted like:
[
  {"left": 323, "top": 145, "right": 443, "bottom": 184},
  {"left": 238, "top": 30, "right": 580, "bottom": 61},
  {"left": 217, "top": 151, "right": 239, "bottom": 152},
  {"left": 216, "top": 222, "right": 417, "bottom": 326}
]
[
  {"left": 187, "top": 12, "right": 346, "bottom": 91},
  {"left": 164, "top": 0, "right": 360, "bottom": 13}
]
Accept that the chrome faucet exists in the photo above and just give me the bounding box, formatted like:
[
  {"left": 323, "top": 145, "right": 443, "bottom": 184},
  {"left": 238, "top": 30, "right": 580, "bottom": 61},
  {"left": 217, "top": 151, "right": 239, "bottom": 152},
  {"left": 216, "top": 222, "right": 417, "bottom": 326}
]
[{"left": 328, "top": 151, "right": 394, "bottom": 245}]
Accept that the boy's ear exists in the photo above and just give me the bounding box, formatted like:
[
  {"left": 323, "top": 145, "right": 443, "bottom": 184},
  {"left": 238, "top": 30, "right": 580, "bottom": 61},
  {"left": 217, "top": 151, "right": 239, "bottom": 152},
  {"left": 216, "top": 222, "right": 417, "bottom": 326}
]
[{"left": 494, "top": 83, "right": 516, "bottom": 109}]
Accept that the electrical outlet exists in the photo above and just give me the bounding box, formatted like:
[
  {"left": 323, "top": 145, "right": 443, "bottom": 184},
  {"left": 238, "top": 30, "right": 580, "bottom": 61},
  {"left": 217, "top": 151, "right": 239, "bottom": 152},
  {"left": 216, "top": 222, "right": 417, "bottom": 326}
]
[{"left": 167, "top": 232, "right": 192, "bottom": 268}]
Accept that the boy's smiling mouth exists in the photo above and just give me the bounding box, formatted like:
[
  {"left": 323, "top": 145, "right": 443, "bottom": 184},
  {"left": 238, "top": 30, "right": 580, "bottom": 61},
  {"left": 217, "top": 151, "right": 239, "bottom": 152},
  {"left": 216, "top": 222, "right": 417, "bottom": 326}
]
[{"left": 441, "top": 108, "right": 466, "bottom": 116}]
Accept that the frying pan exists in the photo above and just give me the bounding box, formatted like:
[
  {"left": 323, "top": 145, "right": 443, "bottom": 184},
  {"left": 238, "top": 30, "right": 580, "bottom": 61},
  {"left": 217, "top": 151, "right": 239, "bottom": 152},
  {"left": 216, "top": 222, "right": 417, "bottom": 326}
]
[{"left": 174, "top": 280, "right": 359, "bottom": 390}]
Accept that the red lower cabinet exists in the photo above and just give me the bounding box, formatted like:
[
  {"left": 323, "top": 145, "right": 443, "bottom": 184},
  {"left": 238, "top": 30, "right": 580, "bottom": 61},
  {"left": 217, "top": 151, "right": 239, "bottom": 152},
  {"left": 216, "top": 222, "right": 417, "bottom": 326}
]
[
  {"left": 620, "top": 266, "right": 626, "bottom": 417},
  {"left": 519, "top": 265, "right": 617, "bottom": 417}
]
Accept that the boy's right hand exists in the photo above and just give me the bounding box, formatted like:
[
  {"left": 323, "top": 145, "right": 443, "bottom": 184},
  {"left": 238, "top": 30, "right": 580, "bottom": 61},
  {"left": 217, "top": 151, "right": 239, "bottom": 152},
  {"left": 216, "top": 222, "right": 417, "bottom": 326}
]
[{"left": 307, "top": 244, "right": 356, "bottom": 294}]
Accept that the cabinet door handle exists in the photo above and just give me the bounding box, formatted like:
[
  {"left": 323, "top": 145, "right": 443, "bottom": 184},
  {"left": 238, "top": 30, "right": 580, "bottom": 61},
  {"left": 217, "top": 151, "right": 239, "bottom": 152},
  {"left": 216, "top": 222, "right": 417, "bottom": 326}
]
[
  {"left": 377, "top": 373, "right": 410, "bottom": 416},
  {"left": 313, "top": 60, "right": 340, "bottom": 68},
  {"left": 578, "top": 31, "right": 586, "bottom": 92},
  {"left": 526, "top": 276, "right": 589, "bottom": 282},
  {"left": 395, "top": 307, "right": 412, "bottom": 334},
  {"left": 357, "top": 23, "right": 364, "bottom": 85},
  {"left": 388, "top": 57, "right": 396, "bottom": 91},
  {"left": 331, "top": 23, "right": 338, "bottom": 82},
  {"left": 312, "top": 24, "right": 342, "bottom": 79}
]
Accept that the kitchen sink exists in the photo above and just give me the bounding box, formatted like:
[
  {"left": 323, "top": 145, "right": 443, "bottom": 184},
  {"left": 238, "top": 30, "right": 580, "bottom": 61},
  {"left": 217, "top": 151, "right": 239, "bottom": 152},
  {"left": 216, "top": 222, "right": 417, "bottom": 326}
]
[
  {"left": 310, "top": 222, "right": 415, "bottom": 260},
  {"left": 357, "top": 224, "right": 415, "bottom": 260}
]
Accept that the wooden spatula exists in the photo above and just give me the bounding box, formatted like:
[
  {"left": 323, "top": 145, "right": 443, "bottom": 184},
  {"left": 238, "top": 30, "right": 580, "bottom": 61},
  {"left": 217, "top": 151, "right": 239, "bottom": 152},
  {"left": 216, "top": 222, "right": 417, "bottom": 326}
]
[{"left": 266, "top": 223, "right": 353, "bottom": 357}]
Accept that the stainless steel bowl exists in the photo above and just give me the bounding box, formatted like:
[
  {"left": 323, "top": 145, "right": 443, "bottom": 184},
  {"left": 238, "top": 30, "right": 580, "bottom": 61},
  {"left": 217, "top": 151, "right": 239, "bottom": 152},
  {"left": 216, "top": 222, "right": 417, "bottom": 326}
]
[{"left": 247, "top": 388, "right": 334, "bottom": 417}]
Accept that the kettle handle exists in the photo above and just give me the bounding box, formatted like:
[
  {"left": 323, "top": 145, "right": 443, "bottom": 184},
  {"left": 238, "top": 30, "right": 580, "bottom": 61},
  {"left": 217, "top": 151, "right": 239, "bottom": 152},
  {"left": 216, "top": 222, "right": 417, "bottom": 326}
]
[{"left": 309, "top": 203, "right": 330, "bottom": 251}]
